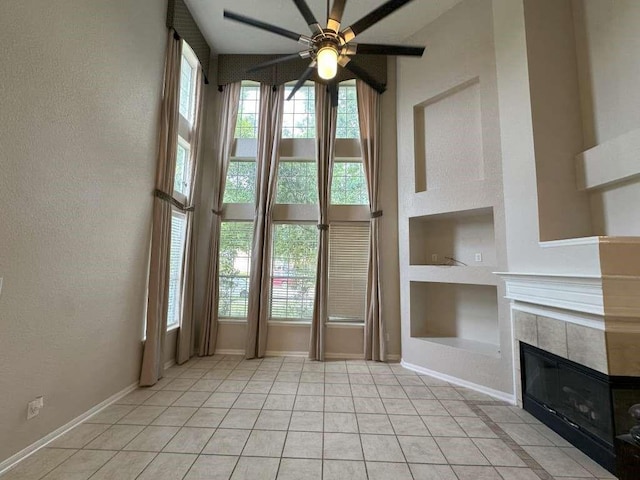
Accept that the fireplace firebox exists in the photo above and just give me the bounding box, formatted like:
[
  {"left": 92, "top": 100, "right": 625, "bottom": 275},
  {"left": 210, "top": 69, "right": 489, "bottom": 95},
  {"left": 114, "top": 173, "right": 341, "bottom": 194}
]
[{"left": 521, "top": 342, "right": 640, "bottom": 474}]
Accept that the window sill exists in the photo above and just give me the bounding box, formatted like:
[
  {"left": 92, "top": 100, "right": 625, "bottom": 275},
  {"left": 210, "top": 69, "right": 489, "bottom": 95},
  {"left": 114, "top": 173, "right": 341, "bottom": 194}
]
[
  {"left": 167, "top": 323, "right": 180, "bottom": 333},
  {"left": 327, "top": 322, "right": 365, "bottom": 328},
  {"left": 219, "top": 318, "right": 248, "bottom": 325},
  {"left": 268, "top": 320, "right": 312, "bottom": 327}
]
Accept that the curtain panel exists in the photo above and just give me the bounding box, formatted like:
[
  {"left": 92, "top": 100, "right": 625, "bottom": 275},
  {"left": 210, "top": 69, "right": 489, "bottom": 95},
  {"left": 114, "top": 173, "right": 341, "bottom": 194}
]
[
  {"left": 199, "top": 83, "right": 242, "bottom": 356},
  {"left": 309, "top": 83, "right": 338, "bottom": 361},
  {"left": 356, "top": 80, "right": 386, "bottom": 362},
  {"left": 245, "top": 85, "right": 285, "bottom": 359},
  {"left": 176, "top": 65, "right": 205, "bottom": 365},
  {"left": 140, "top": 31, "right": 183, "bottom": 386}
]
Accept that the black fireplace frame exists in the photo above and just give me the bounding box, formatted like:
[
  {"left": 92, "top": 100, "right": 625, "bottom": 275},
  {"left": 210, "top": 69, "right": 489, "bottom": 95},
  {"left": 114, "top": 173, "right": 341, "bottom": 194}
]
[{"left": 520, "top": 342, "right": 640, "bottom": 475}]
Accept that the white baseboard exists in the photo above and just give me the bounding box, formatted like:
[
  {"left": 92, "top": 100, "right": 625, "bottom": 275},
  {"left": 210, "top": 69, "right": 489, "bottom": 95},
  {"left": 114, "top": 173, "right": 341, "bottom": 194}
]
[
  {"left": 400, "top": 360, "right": 516, "bottom": 405},
  {"left": 214, "top": 348, "right": 245, "bottom": 356},
  {"left": 325, "top": 352, "right": 365, "bottom": 360},
  {"left": 266, "top": 350, "right": 308, "bottom": 357},
  {"left": 0, "top": 381, "right": 139, "bottom": 476},
  {"left": 213, "top": 349, "right": 377, "bottom": 361}
]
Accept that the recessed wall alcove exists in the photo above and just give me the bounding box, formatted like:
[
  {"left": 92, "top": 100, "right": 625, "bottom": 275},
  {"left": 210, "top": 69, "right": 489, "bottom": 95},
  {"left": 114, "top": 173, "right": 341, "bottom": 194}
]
[
  {"left": 413, "top": 77, "right": 484, "bottom": 193},
  {"left": 409, "top": 207, "right": 496, "bottom": 267},
  {"left": 409, "top": 281, "right": 500, "bottom": 356}
]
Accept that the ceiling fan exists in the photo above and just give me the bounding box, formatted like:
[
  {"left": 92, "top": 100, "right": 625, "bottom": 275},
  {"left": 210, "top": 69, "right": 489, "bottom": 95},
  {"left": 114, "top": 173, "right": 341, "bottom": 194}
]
[{"left": 223, "top": 0, "right": 426, "bottom": 99}]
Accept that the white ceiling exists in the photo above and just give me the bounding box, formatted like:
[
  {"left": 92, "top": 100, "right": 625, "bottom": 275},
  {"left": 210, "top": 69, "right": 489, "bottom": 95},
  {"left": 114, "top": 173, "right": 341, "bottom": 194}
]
[{"left": 184, "top": 0, "right": 463, "bottom": 54}]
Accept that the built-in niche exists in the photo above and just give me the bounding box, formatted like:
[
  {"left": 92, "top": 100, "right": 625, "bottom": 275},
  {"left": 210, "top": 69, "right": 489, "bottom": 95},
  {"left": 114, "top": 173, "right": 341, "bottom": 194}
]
[
  {"left": 409, "top": 281, "right": 500, "bottom": 356},
  {"left": 409, "top": 207, "right": 495, "bottom": 267},
  {"left": 413, "top": 77, "right": 484, "bottom": 193}
]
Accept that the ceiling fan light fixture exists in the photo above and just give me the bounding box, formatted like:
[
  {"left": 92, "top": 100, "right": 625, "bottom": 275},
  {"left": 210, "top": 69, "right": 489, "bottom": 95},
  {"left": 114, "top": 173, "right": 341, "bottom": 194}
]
[{"left": 317, "top": 45, "right": 338, "bottom": 80}]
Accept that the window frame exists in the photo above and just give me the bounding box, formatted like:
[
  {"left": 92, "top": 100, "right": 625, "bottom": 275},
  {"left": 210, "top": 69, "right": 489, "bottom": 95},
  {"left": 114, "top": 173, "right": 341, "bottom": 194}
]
[
  {"left": 166, "top": 42, "right": 199, "bottom": 332},
  {"left": 218, "top": 80, "right": 370, "bottom": 325},
  {"left": 167, "top": 208, "right": 188, "bottom": 330},
  {"left": 217, "top": 220, "right": 254, "bottom": 321}
]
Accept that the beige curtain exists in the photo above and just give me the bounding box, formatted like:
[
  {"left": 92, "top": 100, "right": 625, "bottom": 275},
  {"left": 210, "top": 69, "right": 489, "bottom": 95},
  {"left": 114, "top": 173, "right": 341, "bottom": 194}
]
[
  {"left": 176, "top": 66, "right": 205, "bottom": 364},
  {"left": 245, "top": 85, "right": 285, "bottom": 359},
  {"left": 309, "top": 83, "right": 337, "bottom": 361},
  {"left": 357, "top": 80, "right": 386, "bottom": 362},
  {"left": 140, "top": 31, "right": 183, "bottom": 386},
  {"left": 199, "top": 82, "right": 242, "bottom": 356}
]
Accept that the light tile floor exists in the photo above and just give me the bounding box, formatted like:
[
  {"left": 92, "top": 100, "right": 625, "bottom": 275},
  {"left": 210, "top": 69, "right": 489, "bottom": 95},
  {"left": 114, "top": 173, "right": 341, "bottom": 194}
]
[{"left": 1, "top": 356, "right": 618, "bottom": 480}]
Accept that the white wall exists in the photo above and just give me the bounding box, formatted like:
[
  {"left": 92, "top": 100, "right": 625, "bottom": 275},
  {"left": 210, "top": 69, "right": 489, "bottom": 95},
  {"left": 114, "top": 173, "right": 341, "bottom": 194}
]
[
  {"left": 573, "top": 0, "right": 640, "bottom": 148},
  {"left": 524, "top": 0, "right": 592, "bottom": 241},
  {"left": 573, "top": 0, "right": 640, "bottom": 236},
  {"left": 492, "top": 0, "right": 603, "bottom": 275},
  {"left": 0, "top": 0, "right": 167, "bottom": 463},
  {"left": 492, "top": 0, "right": 639, "bottom": 276},
  {"left": 397, "top": 0, "right": 513, "bottom": 395}
]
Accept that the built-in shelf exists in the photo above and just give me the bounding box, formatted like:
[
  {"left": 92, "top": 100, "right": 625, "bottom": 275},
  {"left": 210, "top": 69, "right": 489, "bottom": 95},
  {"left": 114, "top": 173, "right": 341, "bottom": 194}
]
[
  {"left": 408, "top": 265, "right": 497, "bottom": 286},
  {"left": 414, "top": 336, "right": 501, "bottom": 357},
  {"left": 410, "top": 281, "right": 500, "bottom": 354},
  {"left": 409, "top": 207, "right": 496, "bottom": 267}
]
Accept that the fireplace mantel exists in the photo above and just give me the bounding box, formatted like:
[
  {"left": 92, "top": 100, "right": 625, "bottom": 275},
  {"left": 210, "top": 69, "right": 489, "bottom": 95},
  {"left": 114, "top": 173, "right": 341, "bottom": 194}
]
[{"left": 495, "top": 271, "right": 640, "bottom": 320}]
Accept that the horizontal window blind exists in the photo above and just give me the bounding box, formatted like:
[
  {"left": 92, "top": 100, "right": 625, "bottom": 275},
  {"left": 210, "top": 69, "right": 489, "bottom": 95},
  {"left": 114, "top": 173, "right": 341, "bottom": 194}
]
[
  {"left": 328, "top": 223, "right": 370, "bottom": 322},
  {"left": 168, "top": 211, "right": 187, "bottom": 327}
]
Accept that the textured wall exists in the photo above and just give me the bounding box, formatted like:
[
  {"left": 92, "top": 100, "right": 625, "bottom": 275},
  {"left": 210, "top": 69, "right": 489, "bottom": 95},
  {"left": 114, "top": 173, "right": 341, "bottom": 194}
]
[
  {"left": 573, "top": 0, "right": 640, "bottom": 236},
  {"left": 0, "top": 0, "right": 167, "bottom": 462},
  {"left": 397, "top": 0, "right": 512, "bottom": 395}
]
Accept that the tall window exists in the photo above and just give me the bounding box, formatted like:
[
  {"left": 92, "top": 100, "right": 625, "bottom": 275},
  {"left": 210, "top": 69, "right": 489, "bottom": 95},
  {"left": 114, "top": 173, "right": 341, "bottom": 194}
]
[
  {"left": 167, "top": 43, "right": 198, "bottom": 329},
  {"left": 218, "top": 222, "right": 253, "bottom": 318},
  {"left": 218, "top": 80, "right": 370, "bottom": 324},
  {"left": 270, "top": 223, "right": 318, "bottom": 320},
  {"left": 235, "top": 84, "right": 260, "bottom": 139},
  {"left": 218, "top": 83, "right": 259, "bottom": 320}
]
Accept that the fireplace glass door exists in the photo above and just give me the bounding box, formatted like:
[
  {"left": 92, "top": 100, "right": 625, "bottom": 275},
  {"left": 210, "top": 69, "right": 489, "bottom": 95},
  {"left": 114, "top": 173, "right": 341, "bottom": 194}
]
[{"left": 523, "top": 347, "right": 613, "bottom": 445}]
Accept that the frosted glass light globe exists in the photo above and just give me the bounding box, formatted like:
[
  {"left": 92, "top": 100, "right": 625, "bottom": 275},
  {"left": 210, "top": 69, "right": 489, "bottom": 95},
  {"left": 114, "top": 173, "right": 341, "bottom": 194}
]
[{"left": 317, "top": 46, "right": 338, "bottom": 80}]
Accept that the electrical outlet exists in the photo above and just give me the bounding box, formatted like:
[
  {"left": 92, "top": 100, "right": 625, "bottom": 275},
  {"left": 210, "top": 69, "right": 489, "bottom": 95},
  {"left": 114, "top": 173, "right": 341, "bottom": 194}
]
[
  {"left": 431, "top": 254, "right": 438, "bottom": 263},
  {"left": 475, "top": 253, "right": 482, "bottom": 262},
  {"left": 27, "top": 399, "right": 41, "bottom": 420}
]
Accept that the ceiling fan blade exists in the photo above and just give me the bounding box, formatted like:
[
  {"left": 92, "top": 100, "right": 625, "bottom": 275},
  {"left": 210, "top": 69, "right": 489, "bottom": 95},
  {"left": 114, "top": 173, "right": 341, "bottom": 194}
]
[
  {"left": 287, "top": 63, "right": 316, "bottom": 100},
  {"left": 224, "top": 10, "right": 309, "bottom": 44},
  {"left": 349, "top": 43, "right": 425, "bottom": 56},
  {"left": 342, "top": 59, "right": 386, "bottom": 93},
  {"left": 293, "top": 0, "right": 322, "bottom": 33},
  {"left": 342, "top": 0, "right": 413, "bottom": 42},
  {"left": 247, "top": 52, "right": 311, "bottom": 72},
  {"left": 327, "top": 0, "right": 347, "bottom": 31}
]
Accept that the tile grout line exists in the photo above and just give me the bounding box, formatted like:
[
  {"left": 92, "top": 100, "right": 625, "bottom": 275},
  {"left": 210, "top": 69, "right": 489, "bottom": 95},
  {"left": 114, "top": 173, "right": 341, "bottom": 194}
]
[
  {"left": 465, "top": 402, "right": 555, "bottom": 480},
  {"left": 9, "top": 357, "right": 581, "bottom": 480}
]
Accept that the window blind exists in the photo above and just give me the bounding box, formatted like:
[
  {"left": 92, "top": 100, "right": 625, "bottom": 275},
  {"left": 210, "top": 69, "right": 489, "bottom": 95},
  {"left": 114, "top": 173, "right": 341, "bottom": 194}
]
[
  {"left": 168, "top": 211, "right": 187, "bottom": 327},
  {"left": 328, "top": 223, "right": 370, "bottom": 322}
]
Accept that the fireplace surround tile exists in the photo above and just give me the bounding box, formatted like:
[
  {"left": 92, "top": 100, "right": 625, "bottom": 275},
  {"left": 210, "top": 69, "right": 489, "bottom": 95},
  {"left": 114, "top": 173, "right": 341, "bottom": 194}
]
[
  {"left": 514, "top": 310, "right": 538, "bottom": 346},
  {"left": 536, "top": 317, "right": 567, "bottom": 358},
  {"left": 566, "top": 323, "right": 608, "bottom": 374}
]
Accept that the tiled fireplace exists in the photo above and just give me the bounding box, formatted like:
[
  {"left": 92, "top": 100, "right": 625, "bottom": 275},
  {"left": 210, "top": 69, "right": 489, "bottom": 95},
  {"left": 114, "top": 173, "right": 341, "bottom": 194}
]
[
  {"left": 500, "top": 238, "right": 640, "bottom": 476},
  {"left": 520, "top": 341, "right": 640, "bottom": 473}
]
